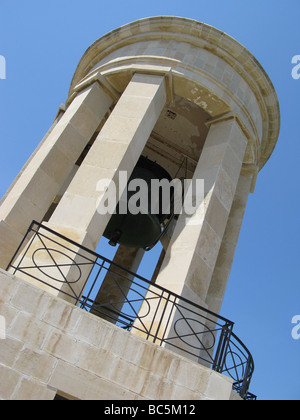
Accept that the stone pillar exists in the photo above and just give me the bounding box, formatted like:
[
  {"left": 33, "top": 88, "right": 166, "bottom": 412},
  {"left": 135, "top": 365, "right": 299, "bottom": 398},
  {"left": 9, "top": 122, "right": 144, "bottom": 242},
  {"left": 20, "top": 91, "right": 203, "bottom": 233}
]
[
  {"left": 0, "top": 83, "right": 113, "bottom": 269},
  {"left": 90, "top": 245, "right": 145, "bottom": 323},
  {"left": 133, "top": 117, "right": 248, "bottom": 360},
  {"left": 156, "top": 117, "right": 248, "bottom": 303},
  {"left": 13, "top": 74, "right": 167, "bottom": 301},
  {"left": 205, "top": 169, "right": 253, "bottom": 315},
  {"left": 48, "top": 73, "right": 167, "bottom": 249}
]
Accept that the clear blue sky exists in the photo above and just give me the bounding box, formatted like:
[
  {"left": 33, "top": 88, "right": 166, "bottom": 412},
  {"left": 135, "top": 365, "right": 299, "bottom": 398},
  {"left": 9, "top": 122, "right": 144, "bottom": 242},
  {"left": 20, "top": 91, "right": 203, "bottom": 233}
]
[{"left": 0, "top": 0, "right": 299, "bottom": 400}]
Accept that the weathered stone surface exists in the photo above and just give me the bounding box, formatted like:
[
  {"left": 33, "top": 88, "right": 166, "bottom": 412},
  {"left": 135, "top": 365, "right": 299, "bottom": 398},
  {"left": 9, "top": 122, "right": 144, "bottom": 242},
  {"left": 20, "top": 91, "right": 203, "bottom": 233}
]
[{"left": 0, "top": 270, "right": 233, "bottom": 400}]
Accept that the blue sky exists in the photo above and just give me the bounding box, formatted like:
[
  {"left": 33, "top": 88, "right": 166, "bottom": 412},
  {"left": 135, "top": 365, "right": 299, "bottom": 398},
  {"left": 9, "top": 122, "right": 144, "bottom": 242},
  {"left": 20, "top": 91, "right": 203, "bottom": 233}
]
[{"left": 0, "top": 0, "right": 299, "bottom": 400}]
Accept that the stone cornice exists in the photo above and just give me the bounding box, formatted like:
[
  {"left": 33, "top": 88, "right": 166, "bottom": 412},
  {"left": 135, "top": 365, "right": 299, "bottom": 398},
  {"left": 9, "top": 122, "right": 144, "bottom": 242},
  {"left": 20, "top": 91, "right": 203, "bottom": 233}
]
[{"left": 68, "top": 17, "right": 280, "bottom": 171}]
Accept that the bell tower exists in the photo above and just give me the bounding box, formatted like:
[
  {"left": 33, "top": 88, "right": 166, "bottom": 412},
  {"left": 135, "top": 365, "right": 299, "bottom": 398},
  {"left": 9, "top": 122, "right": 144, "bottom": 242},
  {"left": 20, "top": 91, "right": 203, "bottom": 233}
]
[{"left": 0, "top": 17, "right": 280, "bottom": 401}]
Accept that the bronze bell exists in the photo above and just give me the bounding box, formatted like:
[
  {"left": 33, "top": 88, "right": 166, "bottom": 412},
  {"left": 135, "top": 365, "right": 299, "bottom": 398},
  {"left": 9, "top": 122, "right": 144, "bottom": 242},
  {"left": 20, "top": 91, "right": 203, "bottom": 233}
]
[{"left": 103, "top": 156, "right": 173, "bottom": 249}]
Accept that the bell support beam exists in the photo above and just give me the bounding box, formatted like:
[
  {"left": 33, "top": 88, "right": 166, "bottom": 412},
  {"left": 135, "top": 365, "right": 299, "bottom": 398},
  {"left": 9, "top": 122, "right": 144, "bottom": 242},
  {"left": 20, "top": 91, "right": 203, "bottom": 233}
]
[{"left": 0, "top": 83, "right": 113, "bottom": 269}]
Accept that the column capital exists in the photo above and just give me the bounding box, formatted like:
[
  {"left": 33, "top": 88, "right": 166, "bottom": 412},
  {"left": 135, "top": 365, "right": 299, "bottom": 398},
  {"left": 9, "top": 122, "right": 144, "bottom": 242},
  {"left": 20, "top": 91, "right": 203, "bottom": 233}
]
[
  {"left": 68, "top": 73, "right": 120, "bottom": 105},
  {"left": 205, "top": 112, "right": 255, "bottom": 145},
  {"left": 66, "top": 66, "right": 174, "bottom": 106},
  {"left": 131, "top": 68, "right": 174, "bottom": 104},
  {"left": 69, "top": 67, "right": 174, "bottom": 107}
]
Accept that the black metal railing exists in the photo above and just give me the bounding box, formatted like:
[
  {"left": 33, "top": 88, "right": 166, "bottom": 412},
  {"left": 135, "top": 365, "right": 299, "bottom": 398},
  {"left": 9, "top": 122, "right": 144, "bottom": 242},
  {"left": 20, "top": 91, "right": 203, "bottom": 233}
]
[{"left": 7, "top": 221, "right": 256, "bottom": 400}]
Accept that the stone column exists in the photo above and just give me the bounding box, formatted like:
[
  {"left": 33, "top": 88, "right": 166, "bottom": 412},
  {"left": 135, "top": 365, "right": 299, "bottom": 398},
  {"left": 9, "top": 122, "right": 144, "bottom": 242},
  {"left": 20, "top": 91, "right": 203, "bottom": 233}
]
[
  {"left": 205, "top": 169, "right": 253, "bottom": 315},
  {"left": 133, "top": 117, "right": 248, "bottom": 361},
  {"left": 90, "top": 245, "right": 145, "bottom": 323},
  {"left": 0, "top": 83, "right": 113, "bottom": 269},
  {"left": 48, "top": 73, "right": 167, "bottom": 249},
  {"left": 156, "top": 117, "right": 248, "bottom": 302},
  {"left": 13, "top": 74, "right": 167, "bottom": 301}
]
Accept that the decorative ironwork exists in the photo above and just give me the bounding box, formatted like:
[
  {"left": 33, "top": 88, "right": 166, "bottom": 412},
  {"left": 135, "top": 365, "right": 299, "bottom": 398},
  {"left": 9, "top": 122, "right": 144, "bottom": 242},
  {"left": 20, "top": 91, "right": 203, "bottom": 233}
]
[{"left": 7, "top": 221, "right": 256, "bottom": 400}]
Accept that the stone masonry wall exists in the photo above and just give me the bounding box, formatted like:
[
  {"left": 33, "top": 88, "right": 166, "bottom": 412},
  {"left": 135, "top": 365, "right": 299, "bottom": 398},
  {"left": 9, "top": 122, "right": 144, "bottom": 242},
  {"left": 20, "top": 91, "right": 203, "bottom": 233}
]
[{"left": 0, "top": 269, "right": 234, "bottom": 400}]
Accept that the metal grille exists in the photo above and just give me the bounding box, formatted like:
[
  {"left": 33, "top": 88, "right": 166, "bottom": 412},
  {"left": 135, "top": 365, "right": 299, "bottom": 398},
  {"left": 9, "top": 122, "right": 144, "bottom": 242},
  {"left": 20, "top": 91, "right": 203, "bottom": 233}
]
[{"left": 7, "top": 221, "right": 256, "bottom": 400}]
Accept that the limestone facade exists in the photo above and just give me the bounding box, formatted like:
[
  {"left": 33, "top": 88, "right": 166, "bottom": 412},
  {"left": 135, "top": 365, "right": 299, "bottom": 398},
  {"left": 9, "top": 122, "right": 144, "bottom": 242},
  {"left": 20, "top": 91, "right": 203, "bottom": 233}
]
[{"left": 0, "top": 270, "right": 235, "bottom": 400}]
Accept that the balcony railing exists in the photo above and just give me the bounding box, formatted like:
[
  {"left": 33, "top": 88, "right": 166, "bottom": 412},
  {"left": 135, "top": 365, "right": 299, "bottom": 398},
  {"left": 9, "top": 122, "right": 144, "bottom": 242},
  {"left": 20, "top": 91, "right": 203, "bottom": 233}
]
[{"left": 7, "top": 221, "right": 256, "bottom": 400}]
